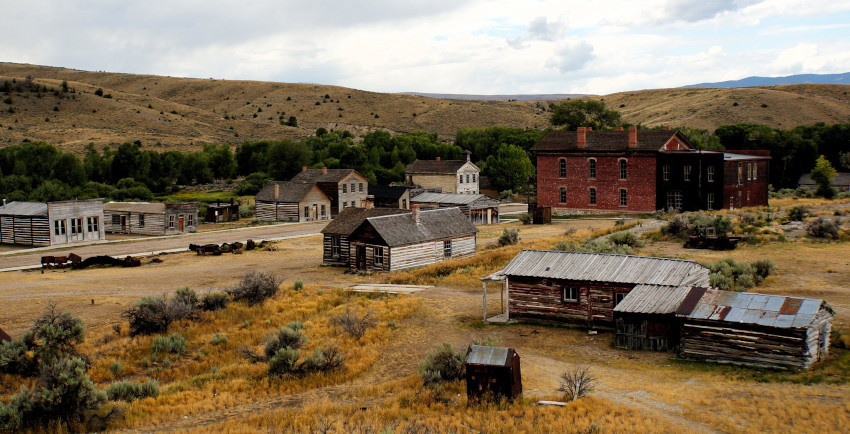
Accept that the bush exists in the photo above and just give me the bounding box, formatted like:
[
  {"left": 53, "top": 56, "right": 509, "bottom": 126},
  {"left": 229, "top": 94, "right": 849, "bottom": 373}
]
[
  {"left": 518, "top": 213, "right": 532, "bottom": 225},
  {"left": 200, "top": 292, "right": 229, "bottom": 311},
  {"left": 471, "top": 336, "right": 501, "bottom": 347},
  {"left": 123, "top": 294, "right": 195, "bottom": 336},
  {"left": 554, "top": 239, "right": 634, "bottom": 255},
  {"left": 174, "top": 287, "right": 199, "bottom": 307},
  {"left": 751, "top": 259, "right": 776, "bottom": 281},
  {"left": 331, "top": 306, "right": 377, "bottom": 340},
  {"left": 0, "top": 304, "right": 84, "bottom": 376},
  {"left": 607, "top": 230, "right": 645, "bottom": 248},
  {"left": 287, "top": 320, "right": 305, "bottom": 331},
  {"left": 788, "top": 205, "right": 808, "bottom": 221},
  {"left": 806, "top": 217, "right": 839, "bottom": 239},
  {"left": 264, "top": 326, "right": 307, "bottom": 359},
  {"left": 151, "top": 333, "right": 187, "bottom": 357},
  {"left": 558, "top": 365, "right": 596, "bottom": 401},
  {"left": 109, "top": 361, "right": 122, "bottom": 377},
  {"left": 106, "top": 379, "right": 160, "bottom": 401},
  {"left": 497, "top": 228, "right": 519, "bottom": 246},
  {"left": 419, "top": 343, "right": 464, "bottom": 386},
  {"left": 268, "top": 347, "right": 300, "bottom": 376},
  {"left": 211, "top": 333, "right": 228, "bottom": 346},
  {"left": 707, "top": 257, "right": 774, "bottom": 291},
  {"left": 300, "top": 344, "right": 344, "bottom": 372},
  {"left": 227, "top": 271, "right": 282, "bottom": 305},
  {"left": 293, "top": 280, "right": 304, "bottom": 291}
]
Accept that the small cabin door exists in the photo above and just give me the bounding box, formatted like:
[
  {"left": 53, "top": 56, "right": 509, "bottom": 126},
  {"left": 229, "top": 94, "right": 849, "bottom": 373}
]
[
  {"left": 356, "top": 245, "right": 366, "bottom": 270},
  {"left": 120, "top": 215, "right": 128, "bottom": 233},
  {"left": 178, "top": 216, "right": 184, "bottom": 232}
]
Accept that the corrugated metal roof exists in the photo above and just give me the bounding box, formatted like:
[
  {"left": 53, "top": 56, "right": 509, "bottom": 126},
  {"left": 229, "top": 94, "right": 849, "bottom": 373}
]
[
  {"left": 502, "top": 250, "right": 710, "bottom": 287},
  {"left": 465, "top": 345, "right": 510, "bottom": 366},
  {"left": 104, "top": 202, "right": 166, "bottom": 214},
  {"left": 360, "top": 207, "right": 477, "bottom": 247},
  {"left": 614, "top": 284, "right": 692, "bottom": 314},
  {"left": 411, "top": 192, "right": 497, "bottom": 206},
  {"left": 0, "top": 201, "right": 48, "bottom": 216},
  {"left": 678, "top": 288, "right": 833, "bottom": 329}
]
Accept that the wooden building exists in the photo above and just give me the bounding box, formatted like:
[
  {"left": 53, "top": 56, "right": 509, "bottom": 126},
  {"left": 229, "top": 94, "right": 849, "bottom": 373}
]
[
  {"left": 487, "top": 250, "right": 709, "bottom": 328},
  {"left": 464, "top": 345, "right": 522, "bottom": 402},
  {"left": 410, "top": 192, "right": 499, "bottom": 225},
  {"left": 614, "top": 284, "right": 694, "bottom": 351},
  {"left": 405, "top": 152, "right": 480, "bottom": 194},
  {"left": 104, "top": 202, "right": 198, "bottom": 235},
  {"left": 290, "top": 167, "right": 369, "bottom": 217},
  {"left": 255, "top": 181, "right": 331, "bottom": 222},
  {"left": 347, "top": 206, "right": 477, "bottom": 272},
  {"left": 0, "top": 199, "right": 104, "bottom": 247},
  {"left": 320, "top": 207, "right": 410, "bottom": 266},
  {"left": 206, "top": 199, "right": 240, "bottom": 223},
  {"left": 676, "top": 287, "right": 834, "bottom": 369},
  {"left": 368, "top": 184, "right": 410, "bottom": 209},
  {"left": 0, "top": 327, "right": 11, "bottom": 343}
]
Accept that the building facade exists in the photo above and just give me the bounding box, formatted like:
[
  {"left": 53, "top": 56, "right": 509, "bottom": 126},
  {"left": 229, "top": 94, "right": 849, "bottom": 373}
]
[
  {"left": 320, "top": 207, "right": 410, "bottom": 267},
  {"left": 0, "top": 199, "right": 104, "bottom": 246},
  {"left": 405, "top": 151, "right": 480, "bottom": 194},
  {"left": 104, "top": 202, "right": 198, "bottom": 236},
  {"left": 255, "top": 181, "right": 332, "bottom": 222},
  {"left": 290, "top": 168, "right": 369, "bottom": 217}
]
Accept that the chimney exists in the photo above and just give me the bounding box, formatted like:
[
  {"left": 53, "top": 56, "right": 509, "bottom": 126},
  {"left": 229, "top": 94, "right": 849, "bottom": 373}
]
[
  {"left": 615, "top": 126, "right": 623, "bottom": 131},
  {"left": 322, "top": 166, "right": 327, "bottom": 175},
  {"left": 628, "top": 126, "right": 637, "bottom": 148},
  {"left": 436, "top": 156, "right": 441, "bottom": 161},
  {"left": 463, "top": 150, "right": 471, "bottom": 162},
  {"left": 662, "top": 125, "right": 671, "bottom": 131},
  {"left": 302, "top": 166, "right": 307, "bottom": 172},
  {"left": 274, "top": 183, "right": 280, "bottom": 200},
  {"left": 412, "top": 204, "right": 420, "bottom": 223},
  {"left": 576, "top": 127, "right": 586, "bottom": 148}
]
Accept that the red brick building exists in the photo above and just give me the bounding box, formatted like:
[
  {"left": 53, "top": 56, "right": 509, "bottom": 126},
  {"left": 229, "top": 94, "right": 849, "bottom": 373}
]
[{"left": 532, "top": 127, "right": 769, "bottom": 213}]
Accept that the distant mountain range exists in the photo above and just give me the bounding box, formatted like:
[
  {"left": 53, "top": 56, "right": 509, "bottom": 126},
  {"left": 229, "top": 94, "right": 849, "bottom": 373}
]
[
  {"left": 685, "top": 72, "right": 850, "bottom": 88},
  {"left": 399, "top": 92, "right": 592, "bottom": 101}
]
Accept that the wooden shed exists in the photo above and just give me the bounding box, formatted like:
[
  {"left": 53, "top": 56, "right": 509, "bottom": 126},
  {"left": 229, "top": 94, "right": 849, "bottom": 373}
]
[
  {"left": 320, "top": 207, "right": 410, "bottom": 266},
  {"left": 368, "top": 184, "right": 411, "bottom": 209},
  {"left": 104, "top": 201, "right": 198, "bottom": 235},
  {"left": 206, "top": 199, "right": 240, "bottom": 223},
  {"left": 410, "top": 192, "right": 499, "bottom": 225},
  {"left": 347, "top": 206, "right": 477, "bottom": 272},
  {"left": 0, "top": 199, "right": 104, "bottom": 246},
  {"left": 255, "top": 181, "right": 332, "bottom": 222},
  {"left": 614, "top": 284, "right": 694, "bottom": 351},
  {"left": 464, "top": 345, "right": 522, "bottom": 402},
  {"left": 676, "top": 287, "right": 835, "bottom": 370}
]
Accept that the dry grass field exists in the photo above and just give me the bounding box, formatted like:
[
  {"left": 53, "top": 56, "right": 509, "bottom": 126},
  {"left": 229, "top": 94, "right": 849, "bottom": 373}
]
[
  {"left": 1, "top": 62, "right": 848, "bottom": 153},
  {"left": 1, "top": 203, "right": 849, "bottom": 432}
]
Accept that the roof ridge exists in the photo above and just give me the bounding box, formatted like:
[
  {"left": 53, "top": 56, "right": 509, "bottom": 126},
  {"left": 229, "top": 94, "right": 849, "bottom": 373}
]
[{"left": 518, "top": 249, "right": 703, "bottom": 265}]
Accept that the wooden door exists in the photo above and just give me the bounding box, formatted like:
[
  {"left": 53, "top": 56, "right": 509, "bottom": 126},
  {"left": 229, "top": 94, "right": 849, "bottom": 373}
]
[
  {"left": 178, "top": 217, "right": 184, "bottom": 232},
  {"left": 120, "top": 215, "right": 127, "bottom": 233},
  {"left": 356, "top": 245, "right": 366, "bottom": 270}
]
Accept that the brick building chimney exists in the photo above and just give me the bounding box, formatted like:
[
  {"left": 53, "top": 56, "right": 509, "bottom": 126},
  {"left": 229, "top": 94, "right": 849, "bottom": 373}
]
[
  {"left": 628, "top": 126, "right": 637, "bottom": 148},
  {"left": 576, "top": 127, "right": 586, "bottom": 148},
  {"left": 436, "top": 156, "right": 441, "bottom": 161},
  {"left": 274, "top": 183, "right": 280, "bottom": 200},
  {"left": 322, "top": 167, "right": 327, "bottom": 175},
  {"left": 615, "top": 126, "right": 623, "bottom": 131},
  {"left": 302, "top": 166, "right": 307, "bottom": 172},
  {"left": 412, "top": 204, "right": 420, "bottom": 223}
]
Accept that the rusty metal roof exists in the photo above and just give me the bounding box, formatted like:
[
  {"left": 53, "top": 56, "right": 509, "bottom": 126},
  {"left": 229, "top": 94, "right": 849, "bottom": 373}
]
[
  {"left": 501, "top": 250, "right": 710, "bottom": 287},
  {"left": 465, "top": 345, "right": 511, "bottom": 366},
  {"left": 0, "top": 201, "right": 48, "bottom": 216},
  {"left": 676, "top": 288, "right": 834, "bottom": 329},
  {"left": 614, "top": 284, "right": 694, "bottom": 314}
]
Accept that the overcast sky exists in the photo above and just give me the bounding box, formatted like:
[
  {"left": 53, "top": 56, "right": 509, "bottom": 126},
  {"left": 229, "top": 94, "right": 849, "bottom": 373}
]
[{"left": 3, "top": 0, "right": 849, "bottom": 95}]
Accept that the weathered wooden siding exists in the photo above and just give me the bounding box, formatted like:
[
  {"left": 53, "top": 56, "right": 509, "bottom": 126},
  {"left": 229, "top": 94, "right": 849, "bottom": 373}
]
[
  {"left": 299, "top": 187, "right": 332, "bottom": 222},
  {"left": 47, "top": 200, "right": 104, "bottom": 245},
  {"left": 164, "top": 203, "right": 199, "bottom": 234},
  {"left": 507, "top": 276, "right": 633, "bottom": 327},
  {"left": 105, "top": 212, "right": 167, "bottom": 236},
  {"left": 0, "top": 216, "right": 50, "bottom": 246},
  {"left": 335, "top": 172, "right": 370, "bottom": 215},
  {"left": 615, "top": 314, "right": 680, "bottom": 351},
  {"left": 387, "top": 234, "right": 476, "bottom": 271},
  {"left": 322, "top": 234, "right": 350, "bottom": 266},
  {"left": 256, "top": 200, "right": 298, "bottom": 222}
]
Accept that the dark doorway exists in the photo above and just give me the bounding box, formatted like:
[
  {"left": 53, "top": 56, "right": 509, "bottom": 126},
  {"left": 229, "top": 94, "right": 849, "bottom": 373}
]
[{"left": 356, "top": 246, "right": 366, "bottom": 270}]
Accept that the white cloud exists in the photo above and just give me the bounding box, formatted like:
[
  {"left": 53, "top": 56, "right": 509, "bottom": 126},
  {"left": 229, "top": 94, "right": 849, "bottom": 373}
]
[{"left": 545, "top": 41, "right": 595, "bottom": 73}]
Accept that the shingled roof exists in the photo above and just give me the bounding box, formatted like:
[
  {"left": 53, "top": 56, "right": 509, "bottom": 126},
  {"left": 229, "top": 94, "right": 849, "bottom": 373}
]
[
  {"left": 255, "top": 181, "right": 323, "bottom": 203},
  {"left": 405, "top": 159, "right": 478, "bottom": 174},
  {"left": 356, "top": 207, "right": 477, "bottom": 247},
  {"left": 290, "top": 168, "right": 363, "bottom": 183},
  {"left": 321, "top": 207, "right": 410, "bottom": 236},
  {"left": 531, "top": 130, "right": 691, "bottom": 152},
  {"left": 0, "top": 201, "right": 48, "bottom": 216},
  {"left": 368, "top": 184, "right": 409, "bottom": 201}
]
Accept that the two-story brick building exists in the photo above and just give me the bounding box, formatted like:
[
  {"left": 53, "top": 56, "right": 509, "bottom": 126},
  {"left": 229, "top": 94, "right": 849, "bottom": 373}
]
[
  {"left": 405, "top": 151, "right": 480, "bottom": 194},
  {"left": 533, "top": 126, "right": 769, "bottom": 213}
]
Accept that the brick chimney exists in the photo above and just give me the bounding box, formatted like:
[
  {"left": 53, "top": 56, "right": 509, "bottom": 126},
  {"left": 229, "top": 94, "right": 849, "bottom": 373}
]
[
  {"left": 302, "top": 166, "right": 307, "bottom": 172},
  {"left": 322, "top": 167, "right": 327, "bottom": 175},
  {"left": 628, "top": 126, "right": 637, "bottom": 148},
  {"left": 662, "top": 125, "right": 671, "bottom": 131},
  {"left": 576, "top": 127, "right": 586, "bottom": 148},
  {"left": 615, "top": 126, "right": 623, "bottom": 131},
  {"left": 436, "top": 156, "right": 441, "bottom": 161},
  {"left": 412, "top": 204, "right": 420, "bottom": 223},
  {"left": 274, "top": 183, "right": 280, "bottom": 200}
]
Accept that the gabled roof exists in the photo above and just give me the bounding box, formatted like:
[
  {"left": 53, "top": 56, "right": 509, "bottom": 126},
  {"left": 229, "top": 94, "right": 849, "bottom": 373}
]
[
  {"left": 0, "top": 201, "right": 48, "bottom": 217},
  {"left": 255, "top": 181, "right": 325, "bottom": 203},
  {"left": 799, "top": 172, "right": 850, "bottom": 187},
  {"left": 104, "top": 202, "right": 166, "bottom": 214},
  {"left": 501, "top": 250, "right": 710, "bottom": 287},
  {"left": 355, "top": 207, "right": 477, "bottom": 247},
  {"left": 405, "top": 159, "right": 479, "bottom": 174},
  {"left": 676, "top": 287, "right": 834, "bottom": 329},
  {"left": 531, "top": 130, "right": 691, "bottom": 152},
  {"left": 614, "top": 284, "right": 694, "bottom": 314},
  {"left": 369, "top": 184, "right": 409, "bottom": 201},
  {"left": 290, "top": 168, "right": 364, "bottom": 183},
  {"left": 410, "top": 192, "right": 497, "bottom": 206},
  {"left": 0, "top": 327, "right": 11, "bottom": 343},
  {"left": 321, "top": 207, "right": 410, "bottom": 236}
]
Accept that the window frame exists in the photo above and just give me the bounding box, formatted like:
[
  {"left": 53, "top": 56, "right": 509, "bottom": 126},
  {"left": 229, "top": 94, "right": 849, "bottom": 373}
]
[
  {"left": 619, "top": 188, "right": 627, "bottom": 207},
  {"left": 304, "top": 206, "right": 310, "bottom": 218},
  {"left": 443, "top": 240, "right": 452, "bottom": 258},
  {"left": 342, "top": 183, "right": 347, "bottom": 193},
  {"left": 615, "top": 292, "right": 626, "bottom": 306},
  {"left": 330, "top": 236, "right": 340, "bottom": 257},
  {"left": 87, "top": 217, "right": 99, "bottom": 233},
  {"left": 588, "top": 158, "right": 596, "bottom": 179},
  {"left": 54, "top": 220, "right": 66, "bottom": 235},
  {"left": 562, "top": 287, "right": 579, "bottom": 303},
  {"left": 71, "top": 218, "right": 82, "bottom": 234},
  {"left": 663, "top": 164, "right": 670, "bottom": 181},
  {"left": 619, "top": 159, "right": 627, "bottom": 180},
  {"left": 683, "top": 165, "right": 692, "bottom": 181},
  {"left": 559, "top": 158, "right": 567, "bottom": 178},
  {"left": 139, "top": 214, "right": 145, "bottom": 228},
  {"left": 168, "top": 214, "right": 175, "bottom": 229},
  {"left": 707, "top": 192, "right": 715, "bottom": 210},
  {"left": 559, "top": 187, "right": 567, "bottom": 204},
  {"left": 707, "top": 165, "right": 715, "bottom": 182},
  {"left": 753, "top": 163, "right": 758, "bottom": 181},
  {"left": 111, "top": 215, "right": 121, "bottom": 225},
  {"left": 458, "top": 175, "right": 463, "bottom": 184},
  {"left": 187, "top": 214, "right": 194, "bottom": 227},
  {"left": 374, "top": 247, "right": 384, "bottom": 266},
  {"left": 359, "top": 182, "right": 364, "bottom": 192},
  {"left": 589, "top": 187, "right": 597, "bottom": 206},
  {"left": 321, "top": 204, "right": 326, "bottom": 217}
]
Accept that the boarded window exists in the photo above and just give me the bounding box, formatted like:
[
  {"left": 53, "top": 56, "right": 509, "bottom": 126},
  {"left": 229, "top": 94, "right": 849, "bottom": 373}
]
[
  {"left": 589, "top": 188, "right": 596, "bottom": 205},
  {"left": 443, "top": 240, "right": 452, "bottom": 258},
  {"left": 562, "top": 287, "right": 579, "bottom": 302},
  {"left": 559, "top": 159, "right": 566, "bottom": 178},
  {"left": 374, "top": 247, "right": 384, "bottom": 266}
]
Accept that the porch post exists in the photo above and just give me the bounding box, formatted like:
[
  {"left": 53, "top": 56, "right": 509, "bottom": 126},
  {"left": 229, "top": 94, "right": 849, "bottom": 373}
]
[{"left": 482, "top": 281, "right": 487, "bottom": 323}]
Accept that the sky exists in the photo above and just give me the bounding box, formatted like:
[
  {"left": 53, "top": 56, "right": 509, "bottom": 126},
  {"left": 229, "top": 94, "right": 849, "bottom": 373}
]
[{"left": 3, "top": 0, "right": 849, "bottom": 95}]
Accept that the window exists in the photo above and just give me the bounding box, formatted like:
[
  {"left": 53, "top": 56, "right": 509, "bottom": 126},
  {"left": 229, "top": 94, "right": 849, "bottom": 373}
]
[
  {"left": 588, "top": 158, "right": 596, "bottom": 179},
  {"left": 707, "top": 165, "right": 715, "bottom": 182},
  {"left": 187, "top": 214, "right": 194, "bottom": 227},
  {"left": 402, "top": 199, "right": 407, "bottom": 209},
  {"left": 351, "top": 200, "right": 356, "bottom": 208},
  {"left": 304, "top": 206, "right": 310, "bottom": 218},
  {"left": 111, "top": 215, "right": 121, "bottom": 225},
  {"left": 559, "top": 187, "right": 567, "bottom": 204},
  {"left": 663, "top": 164, "right": 670, "bottom": 181},
  {"left": 374, "top": 247, "right": 384, "bottom": 266},
  {"left": 619, "top": 189, "right": 627, "bottom": 207},
  {"left": 747, "top": 164, "right": 752, "bottom": 181},
  {"left": 87, "top": 217, "right": 98, "bottom": 233},
  {"left": 619, "top": 159, "right": 627, "bottom": 180},
  {"left": 684, "top": 165, "right": 692, "bottom": 181},
  {"left": 589, "top": 188, "right": 597, "bottom": 205},
  {"left": 71, "top": 218, "right": 82, "bottom": 234},
  {"left": 737, "top": 163, "right": 743, "bottom": 185},
  {"left": 562, "top": 287, "right": 579, "bottom": 302},
  {"left": 168, "top": 214, "right": 175, "bottom": 228},
  {"left": 666, "top": 191, "right": 682, "bottom": 210},
  {"left": 707, "top": 192, "right": 715, "bottom": 210},
  {"left": 615, "top": 293, "right": 626, "bottom": 306},
  {"left": 729, "top": 196, "right": 734, "bottom": 210},
  {"left": 139, "top": 214, "right": 145, "bottom": 227},
  {"left": 753, "top": 163, "right": 758, "bottom": 181},
  {"left": 351, "top": 183, "right": 355, "bottom": 192},
  {"left": 559, "top": 159, "right": 567, "bottom": 178},
  {"left": 321, "top": 204, "right": 326, "bottom": 217},
  {"left": 54, "top": 220, "right": 66, "bottom": 235},
  {"left": 458, "top": 175, "right": 463, "bottom": 184},
  {"left": 342, "top": 184, "right": 347, "bottom": 193},
  {"left": 466, "top": 174, "right": 470, "bottom": 183},
  {"left": 331, "top": 236, "right": 340, "bottom": 257},
  {"left": 443, "top": 240, "right": 452, "bottom": 258},
  {"left": 472, "top": 173, "right": 476, "bottom": 183},
  {"left": 359, "top": 183, "right": 363, "bottom": 192}
]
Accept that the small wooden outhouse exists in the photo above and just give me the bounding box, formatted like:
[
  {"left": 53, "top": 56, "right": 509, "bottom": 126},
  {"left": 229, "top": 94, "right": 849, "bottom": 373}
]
[
  {"left": 464, "top": 345, "right": 522, "bottom": 402},
  {"left": 206, "top": 200, "right": 240, "bottom": 223}
]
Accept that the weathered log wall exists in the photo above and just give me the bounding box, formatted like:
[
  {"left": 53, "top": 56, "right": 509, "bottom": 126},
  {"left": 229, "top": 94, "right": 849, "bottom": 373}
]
[
  {"left": 507, "top": 276, "right": 633, "bottom": 327},
  {"left": 0, "top": 215, "right": 50, "bottom": 246}
]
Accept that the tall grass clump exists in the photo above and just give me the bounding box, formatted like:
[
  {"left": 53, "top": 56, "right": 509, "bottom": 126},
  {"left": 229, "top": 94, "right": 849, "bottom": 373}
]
[
  {"left": 106, "top": 379, "right": 160, "bottom": 401},
  {"left": 227, "top": 271, "right": 282, "bottom": 305},
  {"left": 151, "top": 333, "right": 187, "bottom": 357},
  {"left": 419, "top": 343, "right": 465, "bottom": 387},
  {"left": 497, "top": 228, "right": 519, "bottom": 246}
]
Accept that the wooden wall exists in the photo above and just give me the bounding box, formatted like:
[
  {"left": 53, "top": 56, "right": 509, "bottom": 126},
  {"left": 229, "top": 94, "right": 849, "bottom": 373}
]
[
  {"left": 256, "top": 201, "right": 298, "bottom": 222},
  {"left": 347, "top": 234, "right": 476, "bottom": 272},
  {"left": 615, "top": 314, "right": 680, "bottom": 351},
  {"left": 0, "top": 215, "right": 50, "bottom": 246},
  {"left": 105, "top": 212, "right": 167, "bottom": 236},
  {"left": 322, "top": 234, "right": 350, "bottom": 266},
  {"left": 507, "top": 276, "right": 633, "bottom": 328},
  {"left": 47, "top": 200, "right": 104, "bottom": 245}
]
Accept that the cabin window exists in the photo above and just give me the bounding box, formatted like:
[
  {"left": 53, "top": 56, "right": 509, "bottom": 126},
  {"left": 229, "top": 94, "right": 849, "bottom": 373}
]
[
  {"left": 331, "top": 236, "right": 340, "bottom": 257},
  {"left": 753, "top": 163, "right": 758, "bottom": 180},
  {"left": 466, "top": 174, "right": 470, "bottom": 183},
  {"left": 619, "top": 159, "right": 627, "bottom": 180},
  {"left": 168, "top": 214, "right": 175, "bottom": 228},
  {"left": 111, "top": 215, "right": 121, "bottom": 225},
  {"left": 402, "top": 199, "right": 407, "bottom": 209},
  {"left": 619, "top": 189, "right": 627, "bottom": 207},
  {"left": 589, "top": 187, "right": 596, "bottom": 205},
  {"left": 71, "top": 218, "right": 82, "bottom": 234},
  {"left": 559, "top": 158, "right": 567, "bottom": 178},
  {"left": 667, "top": 191, "right": 682, "bottom": 210},
  {"left": 747, "top": 164, "right": 752, "bottom": 181},
  {"left": 707, "top": 165, "right": 715, "bottom": 182},
  {"left": 472, "top": 173, "right": 476, "bottom": 183},
  {"left": 707, "top": 192, "right": 715, "bottom": 210},
  {"left": 342, "top": 184, "right": 347, "bottom": 193},
  {"left": 683, "top": 165, "right": 692, "bottom": 181},
  {"left": 304, "top": 206, "right": 309, "bottom": 218},
  {"left": 562, "top": 287, "right": 579, "bottom": 303},
  {"left": 321, "top": 204, "right": 326, "bottom": 217},
  {"left": 138, "top": 214, "right": 145, "bottom": 227},
  {"left": 54, "top": 220, "right": 66, "bottom": 235},
  {"left": 588, "top": 158, "right": 596, "bottom": 179},
  {"left": 458, "top": 175, "right": 463, "bottom": 184},
  {"left": 374, "top": 247, "right": 384, "bottom": 266},
  {"left": 443, "top": 240, "right": 452, "bottom": 258},
  {"left": 351, "top": 183, "right": 356, "bottom": 192},
  {"left": 187, "top": 214, "right": 194, "bottom": 227},
  {"left": 87, "top": 217, "right": 99, "bottom": 233},
  {"left": 359, "top": 182, "right": 363, "bottom": 192},
  {"left": 663, "top": 164, "right": 670, "bottom": 181},
  {"left": 615, "top": 293, "right": 626, "bottom": 306},
  {"left": 559, "top": 187, "right": 567, "bottom": 204}
]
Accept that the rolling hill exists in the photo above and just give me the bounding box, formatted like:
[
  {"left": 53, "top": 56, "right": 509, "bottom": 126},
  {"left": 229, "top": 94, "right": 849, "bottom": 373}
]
[
  {"left": 1, "top": 63, "right": 849, "bottom": 154},
  {"left": 685, "top": 72, "right": 850, "bottom": 88}
]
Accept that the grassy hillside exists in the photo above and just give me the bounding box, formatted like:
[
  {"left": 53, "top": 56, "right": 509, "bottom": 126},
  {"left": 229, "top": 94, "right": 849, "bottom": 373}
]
[{"left": 1, "top": 62, "right": 849, "bottom": 153}]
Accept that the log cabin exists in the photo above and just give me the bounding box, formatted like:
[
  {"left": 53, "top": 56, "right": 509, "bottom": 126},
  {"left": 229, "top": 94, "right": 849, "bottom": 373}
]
[
  {"left": 0, "top": 199, "right": 105, "bottom": 246},
  {"left": 320, "top": 207, "right": 410, "bottom": 266},
  {"left": 206, "top": 199, "right": 240, "bottom": 223},
  {"left": 104, "top": 201, "right": 198, "bottom": 235},
  {"left": 255, "top": 181, "right": 332, "bottom": 222}
]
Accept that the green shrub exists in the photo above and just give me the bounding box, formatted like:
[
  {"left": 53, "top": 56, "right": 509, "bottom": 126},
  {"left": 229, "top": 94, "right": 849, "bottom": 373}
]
[
  {"left": 707, "top": 257, "right": 774, "bottom": 291},
  {"left": 264, "top": 327, "right": 307, "bottom": 359},
  {"left": 293, "top": 280, "right": 304, "bottom": 291},
  {"left": 497, "top": 228, "right": 519, "bottom": 246},
  {"left": 518, "top": 213, "right": 532, "bottom": 225},
  {"left": 300, "top": 344, "right": 344, "bottom": 372},
  {"left": 268, "top": 347, "right": 300, "bottom": 376},
  {"left": 788, "top": 205, "right": 808, "bottom": 221},
  {"left": 227, "top": 271, "right": 282, "bottom": 305},
  {"left": 806, "top": 217, "right": 839, "bottom": 239},
  {"left": 151, "top": 333, "right": 187, "bottom": 357},
  {"left": 607, "top": 230, "right": 645, "bottom": 248},
  {"left": 419, "top": 343, "right": 464, "bottom": 386},
  {"left": 554, "top": 238, "right": 634, "bottom": 255},
  {"left": 211, "top": 333, "right": 228, "bottom": 346},
  {"left": 174, "top": 287, "right": 199, "bottom": 307},
  {"left": 106, "top": 379, "right": 160, "bottom": 401},
  {"left": 200, "top": 292, "right": 229, "bottom": 311},
  {"left": 472, "top": 336, "right": 501, "bottom": 347},
  {"left": 123, "top": 294, "right": 196, "bottom": 336},
  {"left": 287, "top": 321, "right": 305, "bottom": 331},
  {"left": 109, "top": 361, "right": 122, "bottom": 377},
  {"left": 0, "top": 305, "right": 85, "bottom": 376},
  {"left": 751, "top": 259, "right": 776, "bottom": 281}
]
